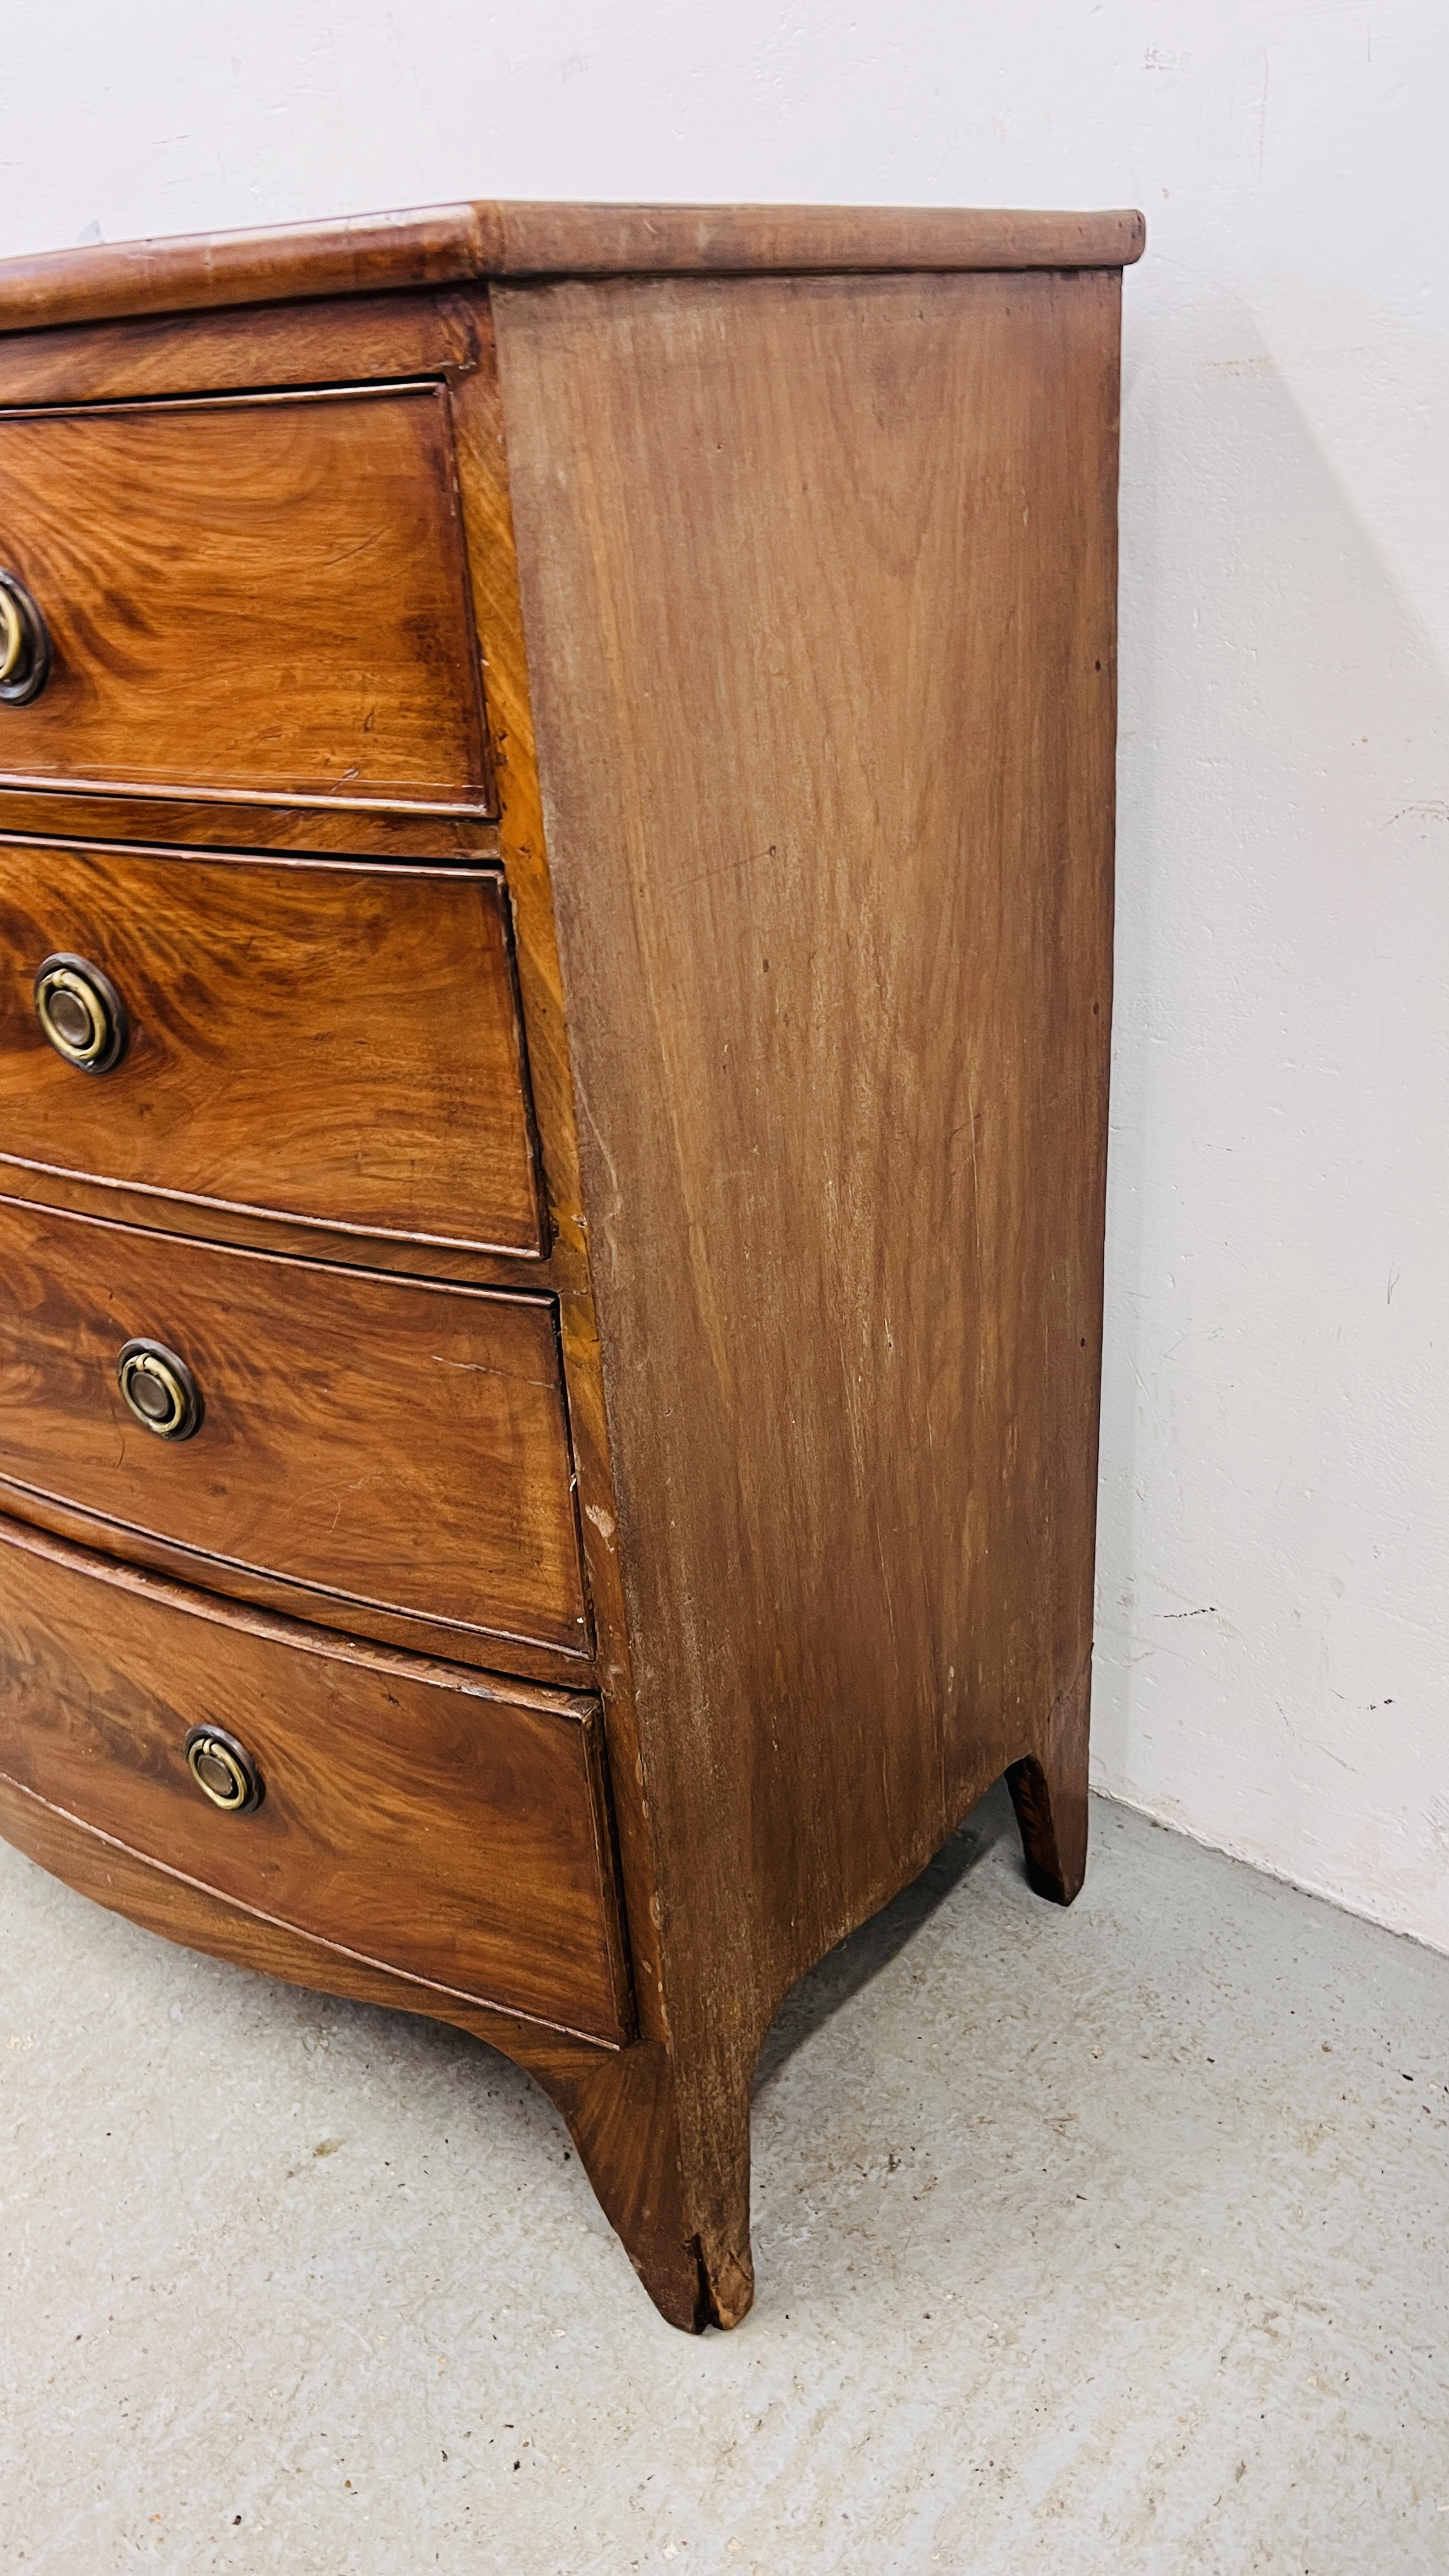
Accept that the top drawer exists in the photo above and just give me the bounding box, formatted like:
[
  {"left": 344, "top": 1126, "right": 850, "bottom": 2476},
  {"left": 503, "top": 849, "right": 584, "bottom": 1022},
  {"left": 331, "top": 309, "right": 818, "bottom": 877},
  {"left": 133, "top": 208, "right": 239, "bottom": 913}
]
[{"left": 0, "top": 386, "right": 494, "bottom": 816}]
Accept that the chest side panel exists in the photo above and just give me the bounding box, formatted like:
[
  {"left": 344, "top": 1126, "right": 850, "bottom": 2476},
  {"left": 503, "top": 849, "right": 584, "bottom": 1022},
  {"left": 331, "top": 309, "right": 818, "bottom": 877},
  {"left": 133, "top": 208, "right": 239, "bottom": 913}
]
[{"left": 495, "top": 265, "right": 1122, "bottom": 2030}]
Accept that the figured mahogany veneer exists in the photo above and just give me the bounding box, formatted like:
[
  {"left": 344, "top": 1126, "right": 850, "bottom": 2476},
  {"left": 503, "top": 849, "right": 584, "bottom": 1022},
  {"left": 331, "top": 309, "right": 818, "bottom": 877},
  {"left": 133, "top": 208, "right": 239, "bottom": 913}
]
[
  {"left": 0, "top": 200, "right": 1141, "bottom": 2331},
  {"left": 0, "top": 1198, "right": 588, "bottom": 1670},
  {"left": 0, "top": 839, "right": 544, "bottom": 1253},
  {"left": 0, "top": 385, "right": 494, "bottom": 816},
  {"left": 0, "top": 1517, "right": 627, "bottom": 2041}
]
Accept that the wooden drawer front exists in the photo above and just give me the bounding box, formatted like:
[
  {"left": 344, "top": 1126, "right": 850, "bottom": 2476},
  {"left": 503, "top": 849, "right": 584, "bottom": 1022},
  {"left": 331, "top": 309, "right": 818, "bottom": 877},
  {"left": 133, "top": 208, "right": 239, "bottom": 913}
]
[
  {"left": 0, "top": 387, "right": 493, "bottom": 815},
  {"left": 0, "top": 1517, "right": 629, "bottom": 2041},
  {"left": 0, "top": 841, "right": 545, "bottom": 1255},
  {"left": 0, "top": 1201, "right": 589, "bottom": 1665}
]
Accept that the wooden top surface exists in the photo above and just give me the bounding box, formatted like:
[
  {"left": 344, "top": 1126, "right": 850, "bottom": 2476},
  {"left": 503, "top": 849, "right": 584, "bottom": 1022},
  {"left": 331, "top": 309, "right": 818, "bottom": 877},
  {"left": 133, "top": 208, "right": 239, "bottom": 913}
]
[{"left": 0, "top": 201, "right": 1145, "bottom": 334}]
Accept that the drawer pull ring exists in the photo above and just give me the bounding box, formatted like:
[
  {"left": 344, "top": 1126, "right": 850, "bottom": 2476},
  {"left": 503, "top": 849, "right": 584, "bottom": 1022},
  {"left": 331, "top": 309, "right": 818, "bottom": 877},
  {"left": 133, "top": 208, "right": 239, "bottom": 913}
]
[
  {"left": 34, "top": 953, "right": 128, "bottom": 1075},
  {"left": 0, "top": 569, "right": 52, "bottom": 705},
  {"left": 183, "top": 1725, "right": 263, "bottom": 1815},
  {"left": 117, "top": 1338, "right": 204, "bottom": 1441}
]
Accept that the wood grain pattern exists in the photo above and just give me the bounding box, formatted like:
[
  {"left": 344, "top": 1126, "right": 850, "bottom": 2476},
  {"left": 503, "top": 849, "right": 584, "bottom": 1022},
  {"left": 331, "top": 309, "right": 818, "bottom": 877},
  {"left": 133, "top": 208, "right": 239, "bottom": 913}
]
[
  {"left": 0, "top": 202, "right": 1146, "bottom": 335},
  {"left": 0, "top": 229, "right": 1136, "bottom": 2331},
  {"left": 0, "top": 1514, "right": 629, "bottom": 2039},
  {"left": 496, "top": 264, "right": 1121, "bottom": 2297},
  {"left": 0, "top": 1197, "right": 590, "bottom": 1666},
  {"left": 0, "top": 291, "right": 484, "bottom": 411},
  {"left": 0, "top": 1157, "right": 543, "bottom": 1294},
  {"left": 443, "top": 296, "right": 677, "bottom": 2067},
  {"left": 0, "top": 837, "right": 545, "bottom": 1254},
  {"left": 0, "top": 788, "right": 499, "bottom": 859},
  {"left": 0, "top": 385, "right": 494, "bottom": 814}
]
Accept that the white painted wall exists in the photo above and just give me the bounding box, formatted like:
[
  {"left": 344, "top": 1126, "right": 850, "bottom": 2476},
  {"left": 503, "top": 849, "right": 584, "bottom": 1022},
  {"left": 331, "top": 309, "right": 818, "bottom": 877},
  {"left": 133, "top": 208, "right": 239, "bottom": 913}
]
[{"left": 2, "top": 3, "right": 1445, "bottom": 1949}]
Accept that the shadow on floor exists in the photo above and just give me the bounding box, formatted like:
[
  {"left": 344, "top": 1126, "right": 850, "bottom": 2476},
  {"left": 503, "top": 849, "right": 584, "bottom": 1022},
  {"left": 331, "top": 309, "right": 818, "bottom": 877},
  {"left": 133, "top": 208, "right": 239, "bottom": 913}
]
[
  {"left": 214, "top": 1770, "right": 1025, "bottom": 2126},
  {"left": 753, "top": 1774, "right": 1022, "bottom": 2092},
  {"left": 152, "top": 1768, "right": 1025, "bottom": 2130}
]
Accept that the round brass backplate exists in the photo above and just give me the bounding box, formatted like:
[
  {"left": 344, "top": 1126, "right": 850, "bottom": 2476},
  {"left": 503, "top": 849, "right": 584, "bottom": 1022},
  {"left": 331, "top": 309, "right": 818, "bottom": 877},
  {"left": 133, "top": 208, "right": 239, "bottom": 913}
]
[
  {"left": 183, "top": 1725, "right": 263, "bottom": 1814},
  {"left": 116, "top": 1338, "right": 204, "bottom": 1441},
  {"left": 34, "top": 953, "right": 128, "bottom": 1075},
  {"left": 0, "top": 568, "right": 52, "bottom": 705}
]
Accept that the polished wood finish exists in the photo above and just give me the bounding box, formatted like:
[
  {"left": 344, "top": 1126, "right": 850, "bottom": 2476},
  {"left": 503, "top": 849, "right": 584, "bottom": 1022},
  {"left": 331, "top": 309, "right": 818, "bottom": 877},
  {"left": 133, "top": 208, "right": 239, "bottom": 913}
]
[
  {"left": 494, "top": 261, "right": 1120, "bottom": 2308},
  {"left": 0, "top": 838, "right": 545, "bottom": 1254},
  {"left": 441, "top": 308, "right": 676, "bottom": 2066},
  {"left": 0, "top": 1515, "right": 627, "bottom": 2040},
  {"left": 0, "top": 1199, "right": 588, "bottom": 1667},
  {"left": 0, "top": 385, "right": 494, "bottom": 815},
  {"left": 0, "top": 1156, "right": 540, "bottom": 1291},
  {"left": 0, "top": 790, "right": 498, "bottom": 859},
  {"left": 0, "top": 291, "right": 484, "bottom": 410},
  {"left": 0, "top": 202, "right": 1146, "bottom": 335},
  {"left": 0, "top": 206, "right": 1135, "bottom": 2332}
]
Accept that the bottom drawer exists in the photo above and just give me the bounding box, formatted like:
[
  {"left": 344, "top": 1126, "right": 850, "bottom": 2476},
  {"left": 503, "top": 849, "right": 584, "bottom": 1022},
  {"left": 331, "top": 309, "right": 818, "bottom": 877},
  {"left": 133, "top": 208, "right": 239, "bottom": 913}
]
[{"left": 0, "top": 1516, "right": 631, "bottom": 2043}]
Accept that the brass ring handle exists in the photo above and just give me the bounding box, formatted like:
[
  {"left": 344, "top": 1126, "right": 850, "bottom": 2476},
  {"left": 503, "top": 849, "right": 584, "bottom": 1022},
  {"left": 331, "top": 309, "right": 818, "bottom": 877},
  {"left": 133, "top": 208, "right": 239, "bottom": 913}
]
[
  {"left": 117, "top": 1338, "right": 204, "bottom": 1441},
  {"left": 34, "top": 953, "right": 128, "bottom": 1075},
  {"left": 184, "top": 1725, "right": 263, "bottom": 1815},
  {"left": 0, "top": 569, "right": 52, "bottom": 705},
  {"left": 0, "top": 590, "right": 22, "bottom": 684}
]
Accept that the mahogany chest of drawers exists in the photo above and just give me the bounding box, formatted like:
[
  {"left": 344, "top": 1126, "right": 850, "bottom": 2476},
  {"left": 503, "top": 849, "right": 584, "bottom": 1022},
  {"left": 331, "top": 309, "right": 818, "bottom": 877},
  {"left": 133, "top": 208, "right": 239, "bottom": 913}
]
[{"left": 0, "top": 199, "right": 1142, "bottom": 2328}]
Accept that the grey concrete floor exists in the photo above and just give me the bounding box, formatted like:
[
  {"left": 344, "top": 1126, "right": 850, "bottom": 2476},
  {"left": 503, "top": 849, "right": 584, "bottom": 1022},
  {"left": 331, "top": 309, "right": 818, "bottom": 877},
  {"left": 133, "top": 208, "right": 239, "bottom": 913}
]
[{"left": 1, "top": 1787, "right": 1446, "bottom": 2575}]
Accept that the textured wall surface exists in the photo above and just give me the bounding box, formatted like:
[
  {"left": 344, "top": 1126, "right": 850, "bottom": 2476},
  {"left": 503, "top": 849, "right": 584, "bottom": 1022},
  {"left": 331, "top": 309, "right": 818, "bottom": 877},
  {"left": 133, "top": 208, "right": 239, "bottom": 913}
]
[{"left": 0, "top": 3, "right": 1443, "bottom": 1949}]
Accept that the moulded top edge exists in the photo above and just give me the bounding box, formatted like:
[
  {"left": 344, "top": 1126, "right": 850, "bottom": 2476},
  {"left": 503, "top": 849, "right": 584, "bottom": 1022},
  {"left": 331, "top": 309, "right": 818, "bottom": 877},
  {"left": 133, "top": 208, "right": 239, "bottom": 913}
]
[{"left": 0, "top": 201, "right": 1147, "bottom": 337}]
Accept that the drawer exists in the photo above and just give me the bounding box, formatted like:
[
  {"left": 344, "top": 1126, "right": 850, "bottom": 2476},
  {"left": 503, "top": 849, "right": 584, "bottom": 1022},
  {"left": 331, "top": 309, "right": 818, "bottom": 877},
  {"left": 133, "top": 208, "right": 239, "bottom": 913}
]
[
  {"left": 0, "top": 385, "right": 493, "bottom": 815},
  {"left": 0, "top": 1515, "right": 630, "bottom": 2041},
  {"left": 0, "top": 839, "right": 546, "bottom": 1256},
  {"left": 0, "top": 1200, "right": 589, "bottom": 1668}
]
